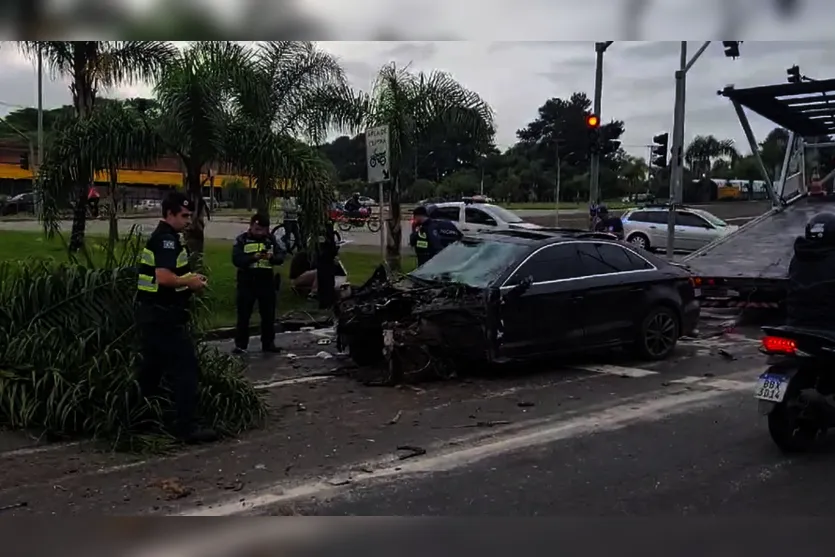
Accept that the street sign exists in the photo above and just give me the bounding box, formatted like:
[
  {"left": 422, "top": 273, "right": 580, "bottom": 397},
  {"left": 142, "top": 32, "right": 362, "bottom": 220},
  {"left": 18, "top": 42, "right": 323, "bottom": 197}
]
[{"left": 365, "top": 125, "right": 390, "bottom": 184}]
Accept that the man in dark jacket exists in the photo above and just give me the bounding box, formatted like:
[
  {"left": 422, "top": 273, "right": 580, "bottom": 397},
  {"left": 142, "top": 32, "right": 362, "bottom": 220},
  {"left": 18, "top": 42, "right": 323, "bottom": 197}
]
[
  {"left": 409, "top": 205, "right": 462, "bottom": 266},
  {"left": 593, "top": 205, "right": 624, "bottom": 239},
  {"left": 231, "top": 213, "right": 286, "bottom": 354},
  {"left": 786, "top": 212, "right": 835, "bottom": 329}
]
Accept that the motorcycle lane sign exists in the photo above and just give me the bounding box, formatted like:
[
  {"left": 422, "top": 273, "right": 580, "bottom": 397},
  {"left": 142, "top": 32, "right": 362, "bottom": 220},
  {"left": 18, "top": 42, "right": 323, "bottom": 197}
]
[{"left": 365, "top": 125, "right": 390, "bottom": 184}]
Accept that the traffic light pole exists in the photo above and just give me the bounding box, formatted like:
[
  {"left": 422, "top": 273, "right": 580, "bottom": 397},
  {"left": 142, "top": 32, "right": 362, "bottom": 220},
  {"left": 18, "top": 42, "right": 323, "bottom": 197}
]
[
  {"left": 589, "top": 41, "right": 613, "bottom": 217},
  {"left": 665, "top": 41, "right": 711, "bottom": 259}
]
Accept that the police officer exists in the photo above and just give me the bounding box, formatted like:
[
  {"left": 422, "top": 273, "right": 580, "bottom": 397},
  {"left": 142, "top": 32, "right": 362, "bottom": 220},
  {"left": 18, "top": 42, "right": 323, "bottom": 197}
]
[
  {"left": 231, "top": 213, "right": 286, "bottom": 354},
  {"left": 410, "top": 205, "right": 462, "bottom": 266},
  {"left": 786, "top": 212, "right": 835, "bottom": 328},
  {"left": 136, "top": 192, "right": 217, "bottom": 444}
]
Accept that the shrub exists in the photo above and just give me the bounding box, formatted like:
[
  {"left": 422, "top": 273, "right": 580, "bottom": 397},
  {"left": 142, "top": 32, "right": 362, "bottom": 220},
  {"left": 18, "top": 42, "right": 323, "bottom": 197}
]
[{"left": 0, "top": 236, "right": 266, "bottom": 450}]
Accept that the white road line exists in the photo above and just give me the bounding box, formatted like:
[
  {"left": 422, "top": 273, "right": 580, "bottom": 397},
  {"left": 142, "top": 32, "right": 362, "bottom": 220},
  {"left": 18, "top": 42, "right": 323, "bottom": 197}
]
[
  {"left": 178, "top": 369, "right": 757, "bottom": 516},
  {"left": 0, "top": 440, "right": 81, "bottom": 459},
  {"left": 253, "top": 375, "right": 334, "bottom": 390},
  {"left": 575, "top": 364, "right": 658, "bottom": 378}
]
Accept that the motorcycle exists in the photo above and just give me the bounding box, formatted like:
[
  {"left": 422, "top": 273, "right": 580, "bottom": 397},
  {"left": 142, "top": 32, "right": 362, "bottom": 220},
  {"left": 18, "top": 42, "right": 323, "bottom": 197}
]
[
  {"left": 333, "top": 205, "right": 381, "bottom": 233},
  {"left": 755, "top": 325, "right": 835, "bottom": 452}
]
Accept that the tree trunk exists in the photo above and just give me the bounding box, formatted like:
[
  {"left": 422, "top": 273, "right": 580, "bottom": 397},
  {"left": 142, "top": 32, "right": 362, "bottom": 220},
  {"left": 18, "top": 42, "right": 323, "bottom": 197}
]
[
  {"left": 385, "top": 174, "right": 402, "bottom": 271},
  {"left": 68, "top": 186, "right": 87, "bottom": 253},
  {"left": 107, "top": 166, "right": 119, "bottom": 245},
  {"left": 255, "top": 174, "right": 270, "bottom": 215},
  {"left": 185, "top": 170, "right": 206, "bottom": 259}
]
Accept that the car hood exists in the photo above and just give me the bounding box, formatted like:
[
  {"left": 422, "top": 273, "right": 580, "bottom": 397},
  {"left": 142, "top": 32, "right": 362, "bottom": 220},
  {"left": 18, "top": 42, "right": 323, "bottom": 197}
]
[{"left": 508, "top": 222, "right": 543, "bottom": 230}]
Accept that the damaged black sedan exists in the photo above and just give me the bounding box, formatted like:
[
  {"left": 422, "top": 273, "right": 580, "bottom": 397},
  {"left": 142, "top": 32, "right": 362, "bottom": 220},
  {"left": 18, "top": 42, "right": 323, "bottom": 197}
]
[{"left": 336, "top": 229, "right": 700, "bottom": 383}]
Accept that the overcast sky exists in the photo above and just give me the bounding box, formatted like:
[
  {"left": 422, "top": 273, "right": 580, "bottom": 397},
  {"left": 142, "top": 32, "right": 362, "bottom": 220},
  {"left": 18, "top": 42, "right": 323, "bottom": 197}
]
[{"left": 0, "top": 41, "right": 831, "bottom": 159}]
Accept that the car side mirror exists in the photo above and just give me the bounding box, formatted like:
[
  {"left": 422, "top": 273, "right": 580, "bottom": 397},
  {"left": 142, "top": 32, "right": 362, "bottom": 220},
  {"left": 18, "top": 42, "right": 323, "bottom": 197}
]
[{"left": 505, "top": 276, "right": 533, "bottom": 300}]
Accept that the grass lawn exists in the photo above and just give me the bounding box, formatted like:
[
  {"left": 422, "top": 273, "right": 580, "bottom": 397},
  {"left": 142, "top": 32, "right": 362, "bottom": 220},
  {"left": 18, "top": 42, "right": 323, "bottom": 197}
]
[{"left": 0, "top": 230, "right": 416, "bottom": 329}]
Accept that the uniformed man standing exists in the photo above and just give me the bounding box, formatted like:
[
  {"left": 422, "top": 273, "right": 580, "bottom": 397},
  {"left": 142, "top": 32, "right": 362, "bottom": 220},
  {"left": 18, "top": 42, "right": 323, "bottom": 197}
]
[
  {"left": 136, "top": 192, "right": 217, "bottom": 444},
  {"left": 409, "top": 205, "right": 462, "bottom": 266},
  {"left": 231, "top": 213, "right": 286, "bottom": 354}
]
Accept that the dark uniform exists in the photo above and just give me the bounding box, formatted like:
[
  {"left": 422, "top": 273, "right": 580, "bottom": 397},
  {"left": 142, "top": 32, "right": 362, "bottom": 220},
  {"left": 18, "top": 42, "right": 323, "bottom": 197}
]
[
  {"left": 595, "top": 215, "right": 625, "bottom": 239},
  {"left": 787, "top": 213, "right": 835, "bottom": 329},
  {"left": 136, "top": 221, "right": 199, "bottom": 438},
  {"left": 232, "top": 232, "right": 285, "bottom": 351},
  {"left": 316, "top": 219, "right": 340, "bottom": 309},
  {"left": 410, "top": 218, "right": 462, "bottom": 266}
]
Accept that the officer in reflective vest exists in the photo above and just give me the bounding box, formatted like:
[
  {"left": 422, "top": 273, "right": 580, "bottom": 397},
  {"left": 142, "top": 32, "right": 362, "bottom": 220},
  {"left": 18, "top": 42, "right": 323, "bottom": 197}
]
[
  {"left": 409, "top": 205, "right": 462, "bottom": 266},
  {"left": 231, "top": 213, "right": 286, "bottom": 354},
  {"left": 136, "top": 192, "right": 217, "bottom": 444}
]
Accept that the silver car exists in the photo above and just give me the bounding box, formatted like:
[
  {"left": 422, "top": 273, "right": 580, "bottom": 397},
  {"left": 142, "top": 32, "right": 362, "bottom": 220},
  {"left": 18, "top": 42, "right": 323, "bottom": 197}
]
[
  {"left": 427, "top": 201, "right": 543, "bottom": 234},
  {"left": 621, "top": 206, "right": 738, "bottom": 252}
]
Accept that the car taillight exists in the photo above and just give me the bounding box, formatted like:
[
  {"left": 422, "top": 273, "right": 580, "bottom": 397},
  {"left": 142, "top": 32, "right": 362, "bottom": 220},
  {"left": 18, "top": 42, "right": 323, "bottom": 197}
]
[{"left": 761, "top": 336, "right": 797, "bottom": 354}]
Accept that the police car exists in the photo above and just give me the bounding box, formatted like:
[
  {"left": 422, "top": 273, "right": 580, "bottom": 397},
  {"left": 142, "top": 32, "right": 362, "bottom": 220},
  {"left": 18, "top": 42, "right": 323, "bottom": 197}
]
[{"left": 419, "top": 198, "right": 542, "bottom": 235}]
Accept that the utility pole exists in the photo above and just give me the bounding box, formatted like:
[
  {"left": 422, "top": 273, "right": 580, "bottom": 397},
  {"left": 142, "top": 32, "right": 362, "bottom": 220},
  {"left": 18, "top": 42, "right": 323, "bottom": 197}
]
[
  {"left": 665, "top": 40, "right": 712, "bottom": 259},
  {"left": 589, "top": 41, "right": 613, "bottom": 210}
]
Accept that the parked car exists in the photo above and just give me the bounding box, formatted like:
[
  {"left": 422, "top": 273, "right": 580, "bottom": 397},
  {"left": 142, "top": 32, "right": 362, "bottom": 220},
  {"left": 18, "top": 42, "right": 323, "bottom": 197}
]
[
  {"left": 621, "top": 205, "right": 738, "bottom": 252},
  {"left": 416, "top": 200, "right": 542, "bottom": 234},
  {"left": 133, "top": 199, "right": 161, "bottom": 211},
  {"left": 342, "top": 196, "right": 377, "bottom": 208},
  {"left": 337, "top": 229, "right": 700, "bottom": 376},
  {"left": 1, "top": 192, "right": 35, "bottom": 216}
]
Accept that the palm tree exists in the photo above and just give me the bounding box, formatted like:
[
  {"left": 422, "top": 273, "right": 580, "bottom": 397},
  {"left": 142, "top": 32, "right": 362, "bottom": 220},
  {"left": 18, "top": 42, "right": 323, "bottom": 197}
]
[
  {"left": 20, "top": 41, "right": 176, "bottom": 251},
  {"left": 620, "top": 155, "right": 649, "bottom": 194},
  {"left": 229, "top": 41, "right": 361, "bottom": 243},
  {"left": 151, "top": 41, "right": 260, "bottom": 255},
  {"left": 684, "top": 135, "right": 739, "bottom": 178},
  {"left": 362, "top": 63, "right": 494, "bottom": 270}
]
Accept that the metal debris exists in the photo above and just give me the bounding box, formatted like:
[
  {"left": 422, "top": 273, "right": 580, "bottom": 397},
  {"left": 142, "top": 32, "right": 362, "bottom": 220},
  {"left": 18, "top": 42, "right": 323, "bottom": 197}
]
[
  {"left": 396, "top": 445, "right": 427, "bottom": 460},
  {"left": 388, "top": 410, "right": 402, "bottom": 425}
]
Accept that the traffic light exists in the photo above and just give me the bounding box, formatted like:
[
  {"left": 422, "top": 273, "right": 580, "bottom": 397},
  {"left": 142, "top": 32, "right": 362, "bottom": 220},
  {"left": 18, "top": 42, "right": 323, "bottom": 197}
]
[
  {"left": 722, "top": 41, "right": 740, "bottom": 59},
  {"left": 651, "top": 133, "right": 669, "bottom": 168},
  {"left": 586, "top": 113, "right": 600, "bottom": 153},
  {"left": 787, "top": 65, "right": 801, "bottom": 84},
  {"left": 19, "top": 152, "right": 29, "bottom": 170}
]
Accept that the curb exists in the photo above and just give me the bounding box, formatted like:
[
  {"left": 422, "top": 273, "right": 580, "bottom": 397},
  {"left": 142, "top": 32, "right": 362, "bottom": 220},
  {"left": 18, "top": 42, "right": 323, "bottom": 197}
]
[{"left": 203, "top": 317, "right": 334, "bottom": 341}]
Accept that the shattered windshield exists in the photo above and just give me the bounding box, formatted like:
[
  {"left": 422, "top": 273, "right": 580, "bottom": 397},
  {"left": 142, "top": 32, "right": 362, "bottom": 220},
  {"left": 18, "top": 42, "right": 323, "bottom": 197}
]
[{"left": 409, "top": 240, "right": 528, "bottom": 288}]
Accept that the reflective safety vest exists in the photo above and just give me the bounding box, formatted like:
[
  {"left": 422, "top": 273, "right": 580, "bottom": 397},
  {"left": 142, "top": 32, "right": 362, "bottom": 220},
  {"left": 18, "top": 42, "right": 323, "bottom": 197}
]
[
  {"left": 415, "top": 231, "right": 429, "bottom": 250},
  {"left": 136, "top": 234, "right": 194, "bottom": 304},
  {"left": 243, "top": 241, "right": 273, "bottom": 269}
]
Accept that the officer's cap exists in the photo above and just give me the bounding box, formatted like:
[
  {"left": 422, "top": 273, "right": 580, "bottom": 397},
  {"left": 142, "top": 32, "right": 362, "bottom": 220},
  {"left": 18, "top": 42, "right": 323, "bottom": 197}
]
[
  {"left": 413, "top": 206, "right": 428, "bottom": 217},
  {"left": 251, "top": 213, "right": 270, "bottom": 227}
]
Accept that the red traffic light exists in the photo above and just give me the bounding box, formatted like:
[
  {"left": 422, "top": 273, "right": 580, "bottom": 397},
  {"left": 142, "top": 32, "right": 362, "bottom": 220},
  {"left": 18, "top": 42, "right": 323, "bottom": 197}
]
[{"left": 586, "top": 114, "right": 600, "bottom": 128}]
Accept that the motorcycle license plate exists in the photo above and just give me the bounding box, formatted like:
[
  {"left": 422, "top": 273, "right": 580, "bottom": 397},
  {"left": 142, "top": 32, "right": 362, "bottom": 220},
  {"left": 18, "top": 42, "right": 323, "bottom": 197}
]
[{"left": 754, "top": 373, "right": 789, "bottom": 403}]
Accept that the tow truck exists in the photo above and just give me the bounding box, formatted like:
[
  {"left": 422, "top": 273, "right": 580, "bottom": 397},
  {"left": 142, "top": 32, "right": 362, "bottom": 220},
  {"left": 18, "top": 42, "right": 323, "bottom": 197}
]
[{"left": 683, "top": 77, "right": 835, "bottom": 310}]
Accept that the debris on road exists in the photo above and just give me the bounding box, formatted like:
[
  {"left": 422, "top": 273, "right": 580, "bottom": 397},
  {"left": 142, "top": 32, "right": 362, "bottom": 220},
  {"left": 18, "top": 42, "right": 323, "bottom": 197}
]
[
  {"left": 718, "top": 349, "right": 736, "bottom": 360},
  {"left": 0, "top": 501, "right": 27, "bottom": 513},
  {"left": 315, "top": 351, "right": 333, "bottom": 360},
  {"left": 517, "top": 401, "right": 535, "bottom": 408},
  {"left": 455, "top": 420, "right": 512, "bottom": 429},
  {"left": 150, "top": 478, "right": 192, "bottom": 500},
  {"left": 388, "top": 410, "right": 403, "bottom": 425},
  {"left": 396, "top": 445, "right": 427, "bottom": 460}
]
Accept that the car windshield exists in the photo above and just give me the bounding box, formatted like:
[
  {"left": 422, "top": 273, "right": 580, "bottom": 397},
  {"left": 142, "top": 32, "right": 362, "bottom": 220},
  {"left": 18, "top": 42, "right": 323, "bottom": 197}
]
[
  {"left": 485, "top": 205, "right": 524, "bottom": 224},
  {"left": 409, "top": 240, "right": 528, "bottom": 288},
  {"left": 692, "top": 209, "right": 728, "bottom": 227}
]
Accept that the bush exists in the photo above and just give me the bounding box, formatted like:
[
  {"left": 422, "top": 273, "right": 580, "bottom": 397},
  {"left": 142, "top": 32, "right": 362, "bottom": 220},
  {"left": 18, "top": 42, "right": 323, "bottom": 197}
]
[{"left": 0, "top": 238, "right": 267, "bottom": 450}]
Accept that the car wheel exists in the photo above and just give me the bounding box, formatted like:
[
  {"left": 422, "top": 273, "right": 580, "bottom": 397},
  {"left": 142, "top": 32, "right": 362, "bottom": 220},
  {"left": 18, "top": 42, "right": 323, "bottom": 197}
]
[
  {"left": 634, "top": 305, "right": 680, "bottom": 361},
  {"left": 628, "top": 232, "right": 650, "bottom": 250}
]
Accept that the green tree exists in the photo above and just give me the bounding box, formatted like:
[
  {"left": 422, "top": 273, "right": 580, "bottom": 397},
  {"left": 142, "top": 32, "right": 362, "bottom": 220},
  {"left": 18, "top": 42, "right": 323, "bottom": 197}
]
[
  {"left": 21, "top": 41, "right": 176, "bottom": 251},
  {"left": 362, "top": 62, "right": 494, "bottom": 270},
  {"left": 684, "top": 135, "right": 739, "bottom": 178}
]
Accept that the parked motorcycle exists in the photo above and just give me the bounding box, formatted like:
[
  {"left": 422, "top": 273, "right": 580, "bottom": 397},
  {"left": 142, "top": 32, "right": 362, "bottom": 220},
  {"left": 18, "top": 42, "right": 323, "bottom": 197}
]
[
  {"left": 755, "top": 325, "right": 835, "bottom": 453},
  {"left": 332, "top": 205, "right": 381, "bottom": 233}
]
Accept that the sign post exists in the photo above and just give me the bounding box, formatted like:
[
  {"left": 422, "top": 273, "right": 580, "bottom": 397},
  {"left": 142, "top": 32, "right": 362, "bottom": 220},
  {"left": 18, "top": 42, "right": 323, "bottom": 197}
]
[{"left": 366, "top": 125, "right": 391, "bottom": 262}]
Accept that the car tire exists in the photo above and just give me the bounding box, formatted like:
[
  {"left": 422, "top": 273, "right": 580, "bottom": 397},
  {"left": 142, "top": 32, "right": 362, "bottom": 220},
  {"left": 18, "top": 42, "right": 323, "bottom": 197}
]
[
  {"left": 633, "top": 305, "right": 680, "bottom": 361},
  {"left": 628, "top": 232, "right": 650, "bottom": 251}
]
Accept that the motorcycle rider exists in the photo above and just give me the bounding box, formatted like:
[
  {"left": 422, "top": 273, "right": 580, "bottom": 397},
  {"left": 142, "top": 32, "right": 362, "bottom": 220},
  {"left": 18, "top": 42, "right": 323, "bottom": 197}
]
[
  {"left": 344, "top": 192, "right": 364, "bottom": 220},
  {"left": 410, "top": 205, "right": 462, "bottom": 266},
  {"left": 786, "top": 212, "right": 835, "bottom": 328},
  {"left": 593, "top": 205, "right": 625, "bottom": 240}
]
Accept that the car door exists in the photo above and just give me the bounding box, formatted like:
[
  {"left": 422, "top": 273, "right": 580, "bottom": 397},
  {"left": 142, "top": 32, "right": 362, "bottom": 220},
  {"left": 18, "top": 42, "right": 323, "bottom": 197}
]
[
  {"left": 429, "top": 205, "right": 462, "bottom": 231},
  {"left": 499, "top": 244, "right": 586, "bottom": 358},
  {"left": 462, "top": 207, "right": 499, "bottom": 234},
  {"left": 675, "top": 211, "right": 717, "bottom": 250},
  {"left": 571, "top": 242, "right": 657, "bottom": 347},
  {"left": 644, "top": 211, "right": 670, "bottom": 246}
]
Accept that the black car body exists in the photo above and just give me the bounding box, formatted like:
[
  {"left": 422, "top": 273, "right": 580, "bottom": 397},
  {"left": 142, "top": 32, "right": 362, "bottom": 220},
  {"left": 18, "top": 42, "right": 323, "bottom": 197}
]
[
  {"left": 1, "top": 192, "right": 35, "bottom": 216},
  {"left": 337, "top": 229, "right": 700, "bottom": 378}
]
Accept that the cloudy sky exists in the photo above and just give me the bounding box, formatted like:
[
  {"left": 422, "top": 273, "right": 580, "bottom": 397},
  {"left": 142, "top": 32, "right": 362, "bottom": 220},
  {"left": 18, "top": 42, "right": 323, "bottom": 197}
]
[{"left": 0, "top": 41, "right": 831, "bottom": 159}]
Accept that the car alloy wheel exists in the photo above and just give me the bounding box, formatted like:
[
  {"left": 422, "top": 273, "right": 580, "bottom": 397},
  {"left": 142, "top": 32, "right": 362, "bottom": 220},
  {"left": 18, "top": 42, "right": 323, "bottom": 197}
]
[
  {"left": 629, "top": 234, "right": 648, "bottom": 249},
  {"left": 641, "top": 308, "right": 679, "bottom": 359}
]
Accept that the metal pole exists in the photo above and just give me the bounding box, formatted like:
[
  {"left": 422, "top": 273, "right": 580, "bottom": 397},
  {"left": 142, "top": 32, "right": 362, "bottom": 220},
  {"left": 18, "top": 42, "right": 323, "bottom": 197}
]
[
  {"left": 732, "top": 100, "right": 780, "bottom": 207},
  {"left": 589, "top": 45, "right": 605, "bottom": 209},
  {"left": 379, "top": 181, "right": 385, "bottom": 261},
  {"left": 554, "top": 144, "right": 561, "bottom": 226},
  {"left": 666, "top": 41, "right": 687, "bottom": 259},
  {"left": 777, "top": 131, "right": 796, "bottom": 199},
  {"left": 36, "top": 47, "right": 44, "bottom": 219}
]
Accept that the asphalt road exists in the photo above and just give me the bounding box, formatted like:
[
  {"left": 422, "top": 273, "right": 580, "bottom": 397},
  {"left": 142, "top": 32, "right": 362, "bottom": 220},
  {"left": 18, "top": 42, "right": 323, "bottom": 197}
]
[
  {"left": 0, "top": 201, "right": 770, "bottom": 248},
  {"left": 4, "top": 314, "right": 830, "bottom": 522}
]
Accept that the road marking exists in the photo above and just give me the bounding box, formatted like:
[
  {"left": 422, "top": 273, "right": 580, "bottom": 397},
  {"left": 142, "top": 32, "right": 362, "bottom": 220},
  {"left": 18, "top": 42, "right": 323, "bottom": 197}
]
[
  {"left": 253, "top": 375, "right": 334, "bottom": 390},
  {"left": 575, "top": 364, "right": 658, "bottom": 378},
  {"left": 178, "top": 369, "right": 757, "bottom": 516},
  {"left": 0, "top": 440, "right": 81, "bottom": 459}
]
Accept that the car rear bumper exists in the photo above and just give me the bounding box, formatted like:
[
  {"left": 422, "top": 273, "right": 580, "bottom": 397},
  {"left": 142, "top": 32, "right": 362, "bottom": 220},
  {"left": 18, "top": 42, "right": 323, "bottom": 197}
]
[{"left": 682, "top": 299, "right": 700, "bottom": 337}]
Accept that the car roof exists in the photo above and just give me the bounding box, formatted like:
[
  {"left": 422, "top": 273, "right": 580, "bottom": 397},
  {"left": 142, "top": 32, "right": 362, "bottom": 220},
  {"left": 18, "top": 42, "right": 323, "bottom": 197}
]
[{"left": 475, "top": 228, "right": 623, "bottom": 246}]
